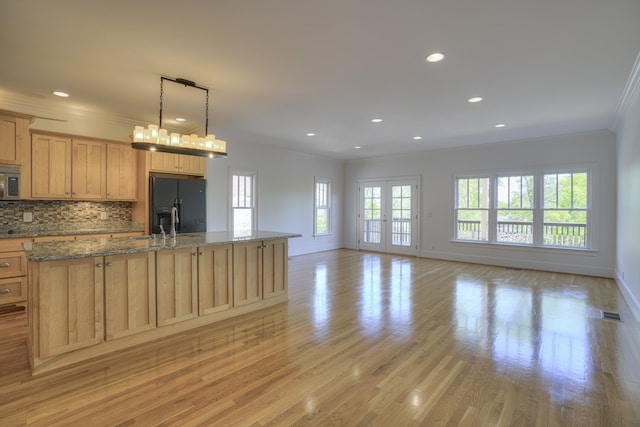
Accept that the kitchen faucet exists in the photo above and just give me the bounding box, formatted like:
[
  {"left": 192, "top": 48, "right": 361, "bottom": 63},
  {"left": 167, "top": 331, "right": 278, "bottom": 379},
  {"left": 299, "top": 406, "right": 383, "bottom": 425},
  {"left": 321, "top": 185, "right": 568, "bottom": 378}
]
[{"left": 171, "top": 206, "right": 179, "bottom": 238}]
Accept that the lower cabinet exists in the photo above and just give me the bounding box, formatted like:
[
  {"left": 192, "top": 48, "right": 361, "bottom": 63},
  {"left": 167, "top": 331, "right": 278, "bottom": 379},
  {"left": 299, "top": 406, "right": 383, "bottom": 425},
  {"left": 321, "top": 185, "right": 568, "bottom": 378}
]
[
  {"left": 233, "top": 241, "right": 263, "bottom": 307},
  {"left": 263, "top": 239, "right": 288, "bottom": 299},
  {"left": 198, "top": 244, "right": 233, "bottom": 316},
  {"left": 32, "top": 256, "right": 104, "bottom": 358},
  {"left": 156, "top": 247, "right": 198, "bottom": 326},
  {"left": 104, "top": 252, "right": 156, "bottom": 340},
  {"left": 233, "top": 239, "right": 288, "bottom": 306}
]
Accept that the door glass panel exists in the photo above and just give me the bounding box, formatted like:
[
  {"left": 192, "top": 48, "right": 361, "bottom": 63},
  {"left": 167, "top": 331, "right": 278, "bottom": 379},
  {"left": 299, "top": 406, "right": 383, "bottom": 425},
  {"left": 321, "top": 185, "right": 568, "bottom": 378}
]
[
  {"left": 391, "top": 185, "right": 412, "bottom": 247},
  {"left": 363, "top": 186, "right": 382, "bottom": 243}
]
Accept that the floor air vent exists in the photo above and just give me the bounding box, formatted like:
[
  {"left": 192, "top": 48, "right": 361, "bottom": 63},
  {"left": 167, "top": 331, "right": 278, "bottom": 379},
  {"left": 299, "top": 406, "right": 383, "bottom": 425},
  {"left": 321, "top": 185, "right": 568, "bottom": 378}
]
[{"left": 601, "top": 311, "right": 622, "bottom": 322}]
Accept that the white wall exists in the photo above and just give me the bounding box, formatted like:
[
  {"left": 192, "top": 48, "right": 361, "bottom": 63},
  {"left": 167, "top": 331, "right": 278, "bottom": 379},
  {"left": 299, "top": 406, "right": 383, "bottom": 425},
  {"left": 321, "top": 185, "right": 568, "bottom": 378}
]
[
  {"left": 344, "top": 130, "right": 617, "bottom": 277},
  {"left": 615, "top": 79, "right": 640, "bottom": 320},
  {"left": 205, "top": 140, "right": 344, "bottom": 256}
]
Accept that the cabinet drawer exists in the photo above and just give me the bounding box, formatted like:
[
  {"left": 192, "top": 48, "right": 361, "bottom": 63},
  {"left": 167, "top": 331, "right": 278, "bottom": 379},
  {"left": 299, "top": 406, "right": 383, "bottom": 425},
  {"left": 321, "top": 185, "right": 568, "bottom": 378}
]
[
  {"left": 0, "top": 251, "right": 27, "bottom": 278},
  {"left": 0, "top": 276, "right": 27, "bottom": 303},
  {"left": 0, "top": 238, "right": 29, "bottom": 252}
]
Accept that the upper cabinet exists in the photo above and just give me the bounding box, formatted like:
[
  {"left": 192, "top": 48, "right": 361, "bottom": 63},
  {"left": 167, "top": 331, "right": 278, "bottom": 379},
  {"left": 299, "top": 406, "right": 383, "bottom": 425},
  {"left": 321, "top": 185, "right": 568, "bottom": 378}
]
[
  {"left": 106, "top": 143, "right": 137, "bottom": 200},
  {"left": 150, "top": 151, "right": 206, "bottom": 176},
  {"left": 31, "top": 134, "right": 72, "bottom": 199},
  {"left": 71, "top": 139, "right": 107, "bottom": 199},
  {"left": 30, "top": 133, "right": 137, "bottom": 201},
  {"left": 0, "top": 114, "right": 29, "bottom": 166}
]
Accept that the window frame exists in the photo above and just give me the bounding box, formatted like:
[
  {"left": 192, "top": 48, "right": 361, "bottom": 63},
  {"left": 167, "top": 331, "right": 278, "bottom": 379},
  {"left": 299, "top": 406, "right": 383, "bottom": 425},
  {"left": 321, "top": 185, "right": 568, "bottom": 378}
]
[
  {"left": 314, "top": 177, "right": 332, "bottom": 237},
  {"left": 453, "top": 167, "right": 593, "bottom": 251},
  {"left": 230, "top": 170, "right": 257, "bottom": 235}
]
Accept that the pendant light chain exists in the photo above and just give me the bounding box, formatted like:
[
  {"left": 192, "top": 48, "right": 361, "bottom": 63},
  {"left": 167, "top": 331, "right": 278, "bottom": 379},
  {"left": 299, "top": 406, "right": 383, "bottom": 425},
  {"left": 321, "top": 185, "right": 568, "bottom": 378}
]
[
  {"left": 205, "top": 89, "right": 209, "bottom": 135},
  {"left": 159, "top": 77, "right": 164, "bottom": 129}
]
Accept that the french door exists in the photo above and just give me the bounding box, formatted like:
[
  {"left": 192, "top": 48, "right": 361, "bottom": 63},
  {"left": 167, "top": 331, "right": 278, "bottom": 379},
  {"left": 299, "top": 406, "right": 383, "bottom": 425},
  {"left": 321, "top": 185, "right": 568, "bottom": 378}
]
[{"left": 358, "top": 179, "right": 419, "bottom": 256}]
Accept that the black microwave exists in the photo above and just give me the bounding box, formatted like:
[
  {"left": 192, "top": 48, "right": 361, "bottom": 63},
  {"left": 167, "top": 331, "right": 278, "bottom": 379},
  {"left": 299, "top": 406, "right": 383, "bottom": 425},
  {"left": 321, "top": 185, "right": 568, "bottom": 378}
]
[{"left": 0, "top": 166, "right": 20, "bottom": 200}]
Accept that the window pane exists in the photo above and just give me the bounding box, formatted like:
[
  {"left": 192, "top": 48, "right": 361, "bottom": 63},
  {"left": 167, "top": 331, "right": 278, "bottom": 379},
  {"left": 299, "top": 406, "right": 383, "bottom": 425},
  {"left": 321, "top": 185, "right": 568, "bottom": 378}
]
[
  {"left": 572, "top": 172, "right": 588, "bottom": 209},
  {"left": 316, "top": 208, "right": 328, "bottom": 234},
  {"left": 543, "top": 211, "right": 587, "bottom": 247},
  {"left": 544, "top": 174, "right": 558, "bottom": 208},
  {"left": 496, "top": 210, "right": 533, "bottom": 244},
  {"left": 456, "top": 209, "right": 488, "bottom": 241}
]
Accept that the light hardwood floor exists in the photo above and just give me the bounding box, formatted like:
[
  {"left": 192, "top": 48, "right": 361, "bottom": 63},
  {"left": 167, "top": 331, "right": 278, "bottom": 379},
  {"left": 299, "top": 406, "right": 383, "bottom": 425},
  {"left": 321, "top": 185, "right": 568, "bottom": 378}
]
[{"left": 1, "top": 249, "right": 639, "bottom": 426}]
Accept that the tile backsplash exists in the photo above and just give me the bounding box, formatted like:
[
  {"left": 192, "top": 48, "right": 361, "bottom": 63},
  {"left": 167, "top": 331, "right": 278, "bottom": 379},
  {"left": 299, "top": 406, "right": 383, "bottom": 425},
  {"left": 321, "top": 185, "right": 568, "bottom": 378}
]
[{"left": 0, "top": 200, "right": 132, "bottom": 227}]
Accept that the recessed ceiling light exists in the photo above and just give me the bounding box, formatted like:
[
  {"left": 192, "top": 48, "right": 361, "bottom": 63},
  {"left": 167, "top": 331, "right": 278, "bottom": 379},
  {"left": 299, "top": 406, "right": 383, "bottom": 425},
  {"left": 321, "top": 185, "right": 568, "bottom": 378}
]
[
  {"left": 175, "top": 117, "right": 186, "bottom": 122},
  {"left": 413, "top": 136, "right": 423, "bottom": 141},
  {"left": 468, "top": 97, "right": 483, "bottom": 103},
  {"left": 52, "top": 91, "right": 69, "bottom": 97},
  {"left": 495, "top": 123, "right": 506, "bottom": 128},
  {"left": 306, "top": 133, "right": 315, "bottom": 137},
  {"left": 354, "top": 146, "right": 362, "bottom": 149},
  {"left": 426, "top": 52, "right": 444, "bottom": 63},
  {"left": 371, "top": 118, "right": 383, "bottom": 123}
]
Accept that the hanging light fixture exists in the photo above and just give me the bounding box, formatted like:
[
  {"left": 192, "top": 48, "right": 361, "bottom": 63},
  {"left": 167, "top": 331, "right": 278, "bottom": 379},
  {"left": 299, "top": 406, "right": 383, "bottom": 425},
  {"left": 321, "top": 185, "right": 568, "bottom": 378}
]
[{"left": 132, "top": 76, "right": 228, "bottom": 158}]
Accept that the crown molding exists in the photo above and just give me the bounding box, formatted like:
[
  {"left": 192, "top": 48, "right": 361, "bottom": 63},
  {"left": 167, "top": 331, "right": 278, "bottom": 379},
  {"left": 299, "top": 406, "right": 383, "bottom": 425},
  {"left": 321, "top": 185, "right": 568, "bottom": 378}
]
[{"left": 612, "top": 49, "right": 640, "bottom": 131}]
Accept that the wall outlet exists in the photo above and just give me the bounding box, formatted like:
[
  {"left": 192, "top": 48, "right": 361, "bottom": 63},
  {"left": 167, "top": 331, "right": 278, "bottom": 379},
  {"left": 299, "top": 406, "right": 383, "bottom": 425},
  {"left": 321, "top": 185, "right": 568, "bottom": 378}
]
[
  {"left": 23, "top": 212, "right": 33, "bottom": 222},
  {"left": 100, "top": 212, "right": 107, "bottom": 220}
]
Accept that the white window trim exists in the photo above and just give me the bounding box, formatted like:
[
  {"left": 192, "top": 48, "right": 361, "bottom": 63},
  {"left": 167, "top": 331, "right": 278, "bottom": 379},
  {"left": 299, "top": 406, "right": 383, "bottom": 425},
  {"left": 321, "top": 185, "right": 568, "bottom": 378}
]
[
  {"left": 453, "top": 166, "right": 594, "bottom": 251},
  {"left": 314, "top": 177, "right": 332, "bottom": 237},
  {"left": 229, "top": 169, "right": 258, "bottom": 233}
]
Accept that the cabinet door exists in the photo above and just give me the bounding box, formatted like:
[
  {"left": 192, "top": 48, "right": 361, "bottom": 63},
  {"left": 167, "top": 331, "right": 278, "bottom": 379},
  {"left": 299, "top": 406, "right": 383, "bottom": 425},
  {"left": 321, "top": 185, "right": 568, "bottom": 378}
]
[
  {"left": 156, "top": 248, "right": 197, "bottom": 326},
  {"left": 106, "top": 143, "right": 137, "bottom": 200},
  {"left": 0, "top": 115, "right": 27, "bottom": 165},
  {"left": 71, "top": 139, "right": 106, "bottom": 199},
  {"left": 150, "top": 151, "right": 180, "bottom": 173},
  {"left": 262, "top": 239, "right": 288, "bottom": 299},
  {"left": 198, "top": 244, "right": 233, "bottom": 315},
  {"left": 31, "top": 134, "right": 72, "bottom": 198},
  {"left": 233, "top": 241, "right": 262, "bottom": 306},
  {"left": 35, "top": 257, "right": 104, "bottom": 358},
  {"left": 179, "top": 155, "right": 206, "bottom": 176},
  {"left": 104, "top": 252, "right": 156, "bottom": 340}
]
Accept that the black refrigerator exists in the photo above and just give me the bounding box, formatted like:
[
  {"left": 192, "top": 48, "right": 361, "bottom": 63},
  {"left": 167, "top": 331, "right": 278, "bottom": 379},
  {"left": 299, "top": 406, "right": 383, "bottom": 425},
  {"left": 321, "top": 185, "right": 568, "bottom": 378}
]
[{"left": 150, "top": 176, "right": 207, "bottom": 234}]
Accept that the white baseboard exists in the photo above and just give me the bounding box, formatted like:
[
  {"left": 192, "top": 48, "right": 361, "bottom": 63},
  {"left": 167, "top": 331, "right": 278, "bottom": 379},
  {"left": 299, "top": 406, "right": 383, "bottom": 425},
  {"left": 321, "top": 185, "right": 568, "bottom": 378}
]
[
  {"left": 615, "top": 272, "right": 640, "bottom": 322},
  {"left": 419, "top": 249, "right": 615, "bottom": 278}
]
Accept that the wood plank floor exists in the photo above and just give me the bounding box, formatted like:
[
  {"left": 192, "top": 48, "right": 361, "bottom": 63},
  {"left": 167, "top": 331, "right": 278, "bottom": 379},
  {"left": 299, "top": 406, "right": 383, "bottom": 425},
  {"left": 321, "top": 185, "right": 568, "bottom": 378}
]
[{"left": 1, "top": 249, "right": 639, "bottom": 426}]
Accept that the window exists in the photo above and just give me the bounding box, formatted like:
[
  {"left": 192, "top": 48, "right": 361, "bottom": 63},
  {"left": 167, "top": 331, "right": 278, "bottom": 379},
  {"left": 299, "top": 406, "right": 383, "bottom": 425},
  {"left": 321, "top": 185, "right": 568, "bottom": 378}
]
[
  {"left": 496, "top": 175, "right": 534, "bottom": 244},
  {"left": 314, "top": 178, "right": 331, "bottom": 236},
  {"left": 454, "top": 169, "right": 590, "bottom": 249},
  {"left": 231, "top": 171, "right": 256, "bottom": 236},
  {"left": 543, "top": 172, "right": 588, "bottom": 248},
  {"left": 455, "top": 177, "right": 490, "bottom": 241}
]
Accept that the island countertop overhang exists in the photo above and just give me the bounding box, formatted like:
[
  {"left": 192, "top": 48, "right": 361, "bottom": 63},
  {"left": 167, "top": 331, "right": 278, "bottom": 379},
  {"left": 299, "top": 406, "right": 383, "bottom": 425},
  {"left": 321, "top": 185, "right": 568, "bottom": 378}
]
[{"left": 23, "top": 230, "right": 302, "bottom": 262}]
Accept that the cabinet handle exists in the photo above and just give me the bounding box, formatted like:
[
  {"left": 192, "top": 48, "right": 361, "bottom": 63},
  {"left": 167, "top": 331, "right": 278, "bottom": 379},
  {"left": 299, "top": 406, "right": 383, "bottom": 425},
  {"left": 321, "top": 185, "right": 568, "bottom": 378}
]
[
  {"left": 96, "top": 263, "right": 103, "bottom": 268},
  {"left": 0, "top": 262, "right": 11, "bottom": 268},
  {"left": 198, "top": 252, "right": 204, "bottom": 256},
  {"left": 192, "top": 252, "right": 197, "bottom": 257},
  {"left": 0, "top": 288, "right": 10, "bottom": 294},
  {"left": 106, "top": 262, "right": 113, "bottom": 267}
]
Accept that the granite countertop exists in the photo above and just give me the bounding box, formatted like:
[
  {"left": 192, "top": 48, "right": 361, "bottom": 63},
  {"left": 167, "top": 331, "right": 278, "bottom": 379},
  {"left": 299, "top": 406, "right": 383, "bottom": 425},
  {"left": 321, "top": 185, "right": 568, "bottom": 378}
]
[
  {"left": 0, "top": 222, "right": 144, "bottom": 239},
  {"left": 23, "top": 230, "right": 302, "bottom": 262}
]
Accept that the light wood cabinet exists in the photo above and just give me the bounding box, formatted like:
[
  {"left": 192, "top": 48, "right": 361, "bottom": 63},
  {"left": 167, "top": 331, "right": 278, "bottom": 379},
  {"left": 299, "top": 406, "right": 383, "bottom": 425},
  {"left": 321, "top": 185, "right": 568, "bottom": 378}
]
[
  {"left": 150, "top": 151, "right": 206, "bottom": 176},
  {"left": 106, "top": 143, "right": 137, "bottom": 200},
  {"left": 233, "top": 239, "right": 288, "bottom": 306},
  {"left": 198, "top": 244, "right": 233, "bottom": 316},
  {"left": 30, "top": 256, "right": 104, "bottom": 358},
  {"left": 71, "top": 139, "right": 106, "bottom": 199},
  {"left": 0, "top": 238, "right": 28, "bottom": 305},
  {"left": 179, "top": 154, "right": 206, "bottom": 175},
  {"left": 262, "top": 239, "right": 288, "bottom": 299},
  {"left": 31, "top": 134, "right": 72, "bottom": 198},
  {"left": 233, "top": 241, "right": 263, "bottom": 307},
  {"left": 0, "top": 114, "right": 29, "bottom": 165},
  {"left": 104, "top": 252, "right": 156, "bottom": 340},
  {"left": 156, "top": 247, "right": 198, "bottom": 326}
]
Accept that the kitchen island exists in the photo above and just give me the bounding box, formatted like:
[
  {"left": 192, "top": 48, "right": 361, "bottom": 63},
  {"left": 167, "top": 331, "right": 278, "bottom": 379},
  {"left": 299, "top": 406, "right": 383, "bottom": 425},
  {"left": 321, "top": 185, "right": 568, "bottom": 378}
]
[{"left": 23, "top": 231, "right": 300, "bottom": 375}]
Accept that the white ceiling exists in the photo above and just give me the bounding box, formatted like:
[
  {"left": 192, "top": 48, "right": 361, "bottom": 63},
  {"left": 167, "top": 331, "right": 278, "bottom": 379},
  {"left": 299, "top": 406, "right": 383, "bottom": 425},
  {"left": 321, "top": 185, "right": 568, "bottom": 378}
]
[{"left": 1, "top": 0, "right": 639, "bottom": 160}]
